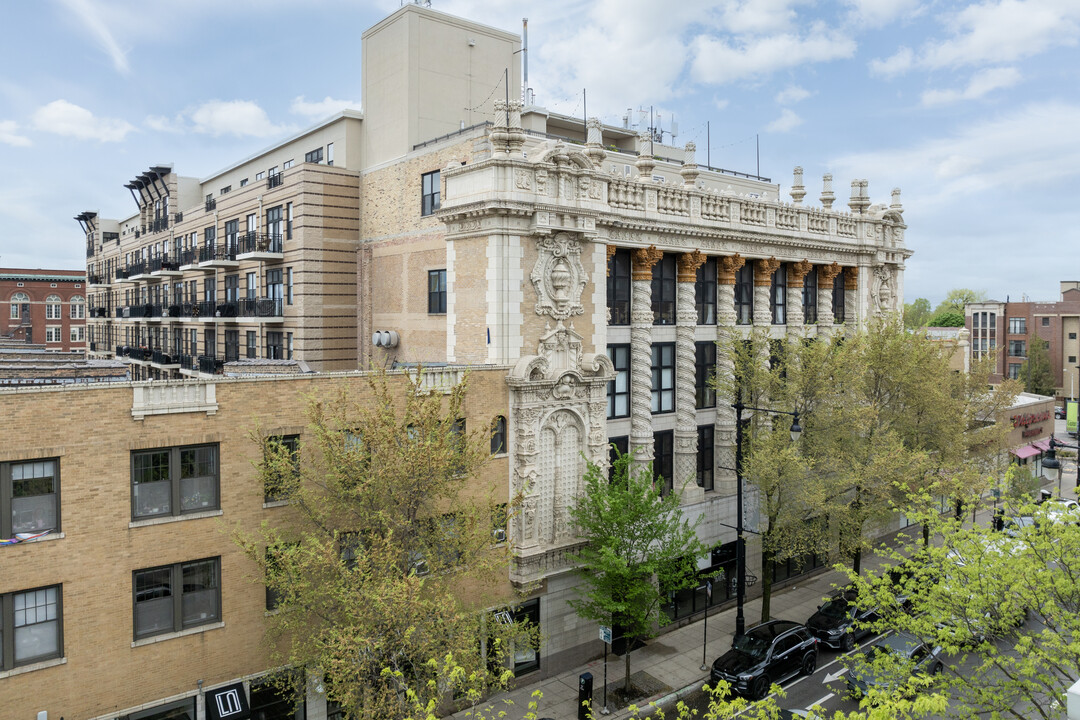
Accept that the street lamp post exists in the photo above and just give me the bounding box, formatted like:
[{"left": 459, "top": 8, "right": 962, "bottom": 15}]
[
  {"left": 1042, "top": 434, "right": 1080, "bottom": 495},
  {"left": 732, "top": 399, "right": 801, "bottom": 637}
]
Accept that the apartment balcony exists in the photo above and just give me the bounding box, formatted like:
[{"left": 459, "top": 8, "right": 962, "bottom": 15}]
[
  {"left": 266, "top": 172, "right": 284, "bottom": 190},
  {"left": 115, "top": 267, "right": 133, "bottom": 283},
  {"left": 87, "top": 274, "right": 111, "bottom": 288},
  {"left": 179, "top": 248, "right": 202, "bottom": 271},
  {"left": 205, "top": 198, "right": 216, "bottom": 212},
  {"left": 86, "top": 243, "right": 95, "bottom": 258},
  {"left": 148, "top": 256, "right": 183, "bottom": 279},
  {"left": 236, "top": 297, "right": 284, "bottom": 322},
  {"left": 151, "top": 349, "right": 180, "bottom": 369},
  {"left": 198, "top": 244, "right": 239, "bottom": 269},
  {"left": 127, "top": 261, "right": 152, "bottom": 282},
  {"left": 236, "top": 232, "right": 283, "bottom": 262},
  {"left": 91, "top": 306, "right": 108, "bottom": 318}
]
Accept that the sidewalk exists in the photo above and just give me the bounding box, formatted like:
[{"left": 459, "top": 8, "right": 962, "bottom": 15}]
[{"left": 457, "top": 477, "right": 1077, "bottom": 720}]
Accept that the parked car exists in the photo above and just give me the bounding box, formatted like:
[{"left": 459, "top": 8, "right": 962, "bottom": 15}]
[
  {"left": 805, "top": 588, "right": 880, "bottom": 651},
  {"left": 711, "top": 620, "right": 819, "bottom": 700},
  {"left": 1056, "top": 406, "right": 1066, "bottom": 419},
  {"left": 847, "top": 632, "right": 944, "bottom": 699},
  {"left": 883, "top": 555, "right": 939, "bottom": 614}
]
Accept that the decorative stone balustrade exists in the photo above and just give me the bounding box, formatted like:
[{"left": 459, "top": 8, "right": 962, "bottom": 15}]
[{"left": 131, "top": 381, "right": 218, "bottom": 420}]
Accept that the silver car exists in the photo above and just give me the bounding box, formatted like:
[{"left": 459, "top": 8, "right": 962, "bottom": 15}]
[{"left": 847, "top": 632, "right": 943, "bottom": 699}]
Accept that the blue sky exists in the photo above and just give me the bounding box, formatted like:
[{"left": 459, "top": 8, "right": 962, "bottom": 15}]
[{"left": 1, "top": 0, "right": 1078, "bottom": 307}]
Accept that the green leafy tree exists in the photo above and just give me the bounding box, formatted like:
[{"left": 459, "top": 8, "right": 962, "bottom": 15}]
[
  {"left": 904, "top": 298, "right": 933, "bottom": 329},
  {"left": 1020, "top": 337, "right": 1055, "bottom": 396},
  {"left": 234, "top": 372, "right": 536, "bottom": 720},
  {"left": 927, "top": 311, "right": 965, "bottom": 327},
  {"left": 569, "top": 449, "right": 708, "bottom": 695},
  {"left": 934, "top": 288, "right": 987, "bottom": 316},
  {"left": 848, "top": 500, "right": 1080, "bottom": 719}
]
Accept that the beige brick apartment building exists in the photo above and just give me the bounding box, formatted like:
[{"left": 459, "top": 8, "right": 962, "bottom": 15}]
[{"left": 9, "top": 4, "right": 914, "bottom": 719}]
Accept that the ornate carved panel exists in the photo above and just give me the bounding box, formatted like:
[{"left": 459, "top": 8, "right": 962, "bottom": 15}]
[{"left": 530, "top": 232, "right": 588, "bottom": 320}]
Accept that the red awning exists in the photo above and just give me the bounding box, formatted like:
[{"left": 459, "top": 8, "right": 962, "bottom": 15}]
[
  {"left": 1011, "top": 444, "right": 1042, "bottom": 459},
  {"left": 1031, "top": 438, "right": 1052, "bottom": 452}
]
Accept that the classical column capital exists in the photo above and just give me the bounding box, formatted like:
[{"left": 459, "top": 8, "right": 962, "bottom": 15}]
[
  {"left": 844, "top": 266, "right": 859, "bottom": 291},
  {"left": 819, "top": 261, "right": 843, "bottom": 289},
  {"left": 754, "top": 256, "right": 781, "bottom": 286},
  {"left": 718, "top": 253, "right": 745, "bottom": 284},
  {"left": 677, "top": 250, "right": 707, "bottom": 282},
  {"left": 789, "top": 259, "right": 813, "bottom": 288},
  {"left": 632, "top": 245, "right": 664, "bottom": 280},
  {"left": 606, "top": 244, "right": 617, "bottom": 276}
]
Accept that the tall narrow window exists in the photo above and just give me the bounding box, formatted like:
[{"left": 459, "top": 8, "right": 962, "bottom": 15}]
[
  {"left": 653, "top": 430, "right": 674, "bottom": 495},
  {"left": 832, "top": 276, "right": 846, "bottom": 324},
  {"left": 246, "top": 331, "right": 257, "bottom": 358},
  {"left": 45, "top": 295, "right": 62, "bottom": 320},
  {"left": 421, "top": 170, "right": 441, "bottom": 216},
  {"left": 490, "top": 416, "right": 507, "bottom": 455},
  {"left": 606, "top": 249, "right": 631, "bottom": 326},
  {"left": 770, "top": 263, "right": 787, "bottom": 325},
  {"left": 225, "top": 330, "right": 239, "bottom": 362},
  {"left": 266, "top": 206, "right": 283, "bottom": 252},
  {"left": 734, "top": 264, "right": 753, "bottom": 325},
  {"left": 607, "top": 344, "right": 630, "bottom": 418},
  {"left": 695, "top": 341, "right": 716, "bottom": 409},
  {"left": 651, "top": 343, "right": 675, "bottom": 414},
  {"left": 70, "top": 295, "right": 85, "bottom": 319},
  {"left": 326, "top": 142, "right": 334, "bottom": 166},
  {"left": 266, "top": 332, "right": 284, "bottom": 360},
  {"left": 697, "top": 426, "right": 714, "bottom": 491},
  {"left": 802, "top": 267, "right": 818, "bottom": 324},
  {"left": 428, "top": 269, "right": 447, "bottom": 314},
  {"left": 696, "top": 257, "right": 717, "bottom": 325},
  {"left": 651, "top": 254, "right": 677, "bottom": 325}
]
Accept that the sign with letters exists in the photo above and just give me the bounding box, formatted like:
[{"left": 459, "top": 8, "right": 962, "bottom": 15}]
[{"left": 205, "top": 682, "right": 250, "bottom": 720}]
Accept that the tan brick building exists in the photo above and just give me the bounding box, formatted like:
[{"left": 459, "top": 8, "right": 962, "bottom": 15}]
[{"left": 53, "top": 4, "right": 913, "bottom": 718}]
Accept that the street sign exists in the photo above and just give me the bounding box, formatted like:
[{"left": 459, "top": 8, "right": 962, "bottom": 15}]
[{"left": 599, "top": 625, "right": 612, "bottom": 644}]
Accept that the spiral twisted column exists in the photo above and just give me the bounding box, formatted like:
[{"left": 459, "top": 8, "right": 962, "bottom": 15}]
[
  {"left": 818, "top": 262, "right": 842, "bottom": 339},
  {"left": 630, "top": 246, "right": 663, "bottom": 473},
  {"left": 753, "top": 257, "right": 780, "bottom": 327},
  {"left": 675, "top": 251, "right": 706, "bottom": 503},
  {"left": 714, "top": 254, "right": 745, "bottom": 496}
]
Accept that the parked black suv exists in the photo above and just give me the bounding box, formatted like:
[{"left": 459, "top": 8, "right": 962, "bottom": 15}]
[
  {"left": 805, "top": 588, "right": 880, "bottom": 651},
  {"left": 711, "top": 620, "right": 819, "bottom": 699}
]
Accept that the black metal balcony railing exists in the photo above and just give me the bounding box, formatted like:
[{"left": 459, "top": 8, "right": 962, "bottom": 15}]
[
  {"left": 197, "top": 355, "right": 224, "bottom": 375},
  {"left": 115, "top": 267, "right": 130, "bottom": 280},
  {"left": 179, "top": 354, "right": 195, "bottom": 370},
  {"left": 196, "top": 301, "right": 217, "bottom": 317},
  {"left": 198, "top": 244, "right": 237, "bottom": 263},
  {"left": 92, "top": 306, "right": 107, "bottom": 318},
  {"left": 267, "top": 173, "right": 284, "bottom": 189},
  {"left": 115, "top": 345, "right": 124, "bottom": 356},
  {"left": 152, "top": 349, "right": 177, "bottom": 365},
  {"left": 88, "top": 274, "right": 104, "bottom": 285},
  {"left": 89, "top": 342, "right": 97, "bottom": 352},
  {"left": 178, "top": 249, "right": 195, "bottom": 266},
  {"left": 214, "top": 302, "right": 238, "bottom": 318},
  {"left": 238, "top": 233, "right": 283, "bottom": 255},
  {"left": 127, "top": 261, "right": 146, "bottom": 277},
  {"left": 151, "top": 218, "right": 167, "bottom": 233},
  {"left": 174, "top": 212, "right": 183, "bottom": 224},
  {"left": 86, "top": 243, "right": 95, "bottom": 258},
  {"left": 238, "top": 297, "right": 283, "bottom": 318},
  {"left": 205, "top": 198, "right": 216, "bottom": 212}
]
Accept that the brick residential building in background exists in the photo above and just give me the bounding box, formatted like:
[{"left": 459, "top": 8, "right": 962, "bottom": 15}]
[{"left": 1, "top": 268, "right": 87, "bottom": 351}]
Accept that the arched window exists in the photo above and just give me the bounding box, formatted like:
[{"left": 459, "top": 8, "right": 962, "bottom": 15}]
[
  {"left": 70, "top": 295, "right": 85, "bottom": 319},
  {"left": 45, "top": 295, "right": 62, "bottom": 320},
  {"left": 490, "top": 416, "right": 507, "bottom": 455},
  {"left": 9, "top": 292, "right": 28, "bottom": 319}
]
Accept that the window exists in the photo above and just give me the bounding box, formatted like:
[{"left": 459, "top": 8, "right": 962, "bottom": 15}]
[
  {"left": 326, "top": 142, "right": 334, "bottom": 166},
  {"left": 256, "top": 171, "right": 265, "bottom": 181},
  {"left": 695, "top": 341, "right": 716, "bottom": 409},
  {"left": 1007, "top": 363, "right": 1021, "bottom": 380},
  {"left": 45, "top": 294, "right": 61, "bottom": 319},
  {"left": 286, "top": 202, "right": 293, "bottom": 240},
  {"left": 239, "top": 178, "right": 248, "bottom": 187},
  {"left": 1071, "top": 333, "right": 1078, "bottom": 340},
  {"left": 696, "top": 257, "right": 717, "bottom": 325},
  {"left": 512, "top": 598, "right": 540, "bottom": 676},
  {"left": 651, "top": 343, "right": 675, "bottom": 413},
  {"left": 70, "top": 326, "right": 85, "bottom": 343},
  {"left": 266, "top": 331, "right": 284, "bottom": 360},
  {"left": 421, "top": 170, "right": 441, "bottom": 216},
  {"left": 283, "top": 159, "right": 294, "bottom": 170},
  {"left": 606, "top": 249, "right": 631, "bottom": 326},
  {"left": 1070, "top": 356, "right": 1077, "bottom": 364},
  {"left": 45, "top": 326, "right": 61, "bottom": 343},
  {"left": 131, "top": 444, "right": 219, "bottom": 520},
  {"left": 224, "top": 274, "right": 239, "bottom": 303},
  {"left": 246, "top": 271, "right": 257, "bottom": 300},
  {"left": 1009, "top": 317, "right": 1026, "bottom": 334},
  {"left": 653, "top": 430, "right": 674, "bottom": 495},
  {"left": 770, "top": 263, "right": 787, "bottom": 324},
  {"left": 265, "top": 543, "right": 296, "bottom": 611},
  {"left": 305, "top": 147, "right": 323, "bottom": 164},
  {"left": 9, "top": 292, "right": 28, "bottom": 319},
  {"left": 133, "top": 557, "right": 220, "bottom": 639},
  {"left": 225, "top": 330, "right": 240, "bottom": 362},
  {"left": 608, "top": 436, "right": 629, "bottom": 482},
  {"left": 2, "top": 459, "right": 60, "bottom": 536},
  {"left": 490, "top": 416, "right": 507, "bottom": 455},
  {"left": 287, "top": 332, "right": 293, "bottom": 360},
  {"left": 428, "top": 269, "right": 447, "bottom": 313},
  {"left": 286, "top": 267, "right": 293, "bottom": 305},
  {"left": 264, "top": 435, "right": 299, "bottom": 502},
  {"left": 1043, "top": 317, "right": 1051, "bottom": 327},
  {"left": 697, "top": 426, "right": 714, "bottom": 491},
  {"left": 70, "top": 295, "right": 85, "bottom": 319},
  {"left": 266, "top": 206, "right": 283, "bottom": 250},
  {"left": 1009, "top": 340, "right": 1026, "bottom": 357},
  {"left": 246, "top": 331, "right": 257, "bottom": 358},
  {"left": 802, "top": 266, "right": 818, "bottom": 323},
  {"left": 220, "top": 186, "right": 231, "bottom": 196},
  {"left": 832, "top": 277, "right": 845, "bottom": 324},
  {"left": 204, "top": 328, "right": 216, "bottom": 358},
  {"left": 734, "top": 264, "right": 753, "bottom": 325},
  {"left": 607, "top": 344, "right": 630, "bottom": 418},
  {"left": 651, "top": 253, "right": 676, "bottom": 325},
  {"left": 0, "top": 585, "right": 63, "bottom": 670}
]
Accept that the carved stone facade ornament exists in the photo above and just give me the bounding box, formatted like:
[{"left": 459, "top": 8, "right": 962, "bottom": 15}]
[
  {"left": 677, "top": 250, "right": 706, "bottom": 282},
  {"left": 753, "top": 256, "right": 782, "bottom": 286},
  {"left": 872, "top": 265, "right": 895, "bottom": 315},
  {"left": 718, "top": 253, "right": 746, "bottom": 284},
  {"left": 530, "top": 232, "right": 588, "bottom": 320},
  {"left": 818, "top": 262, "right": 843, "bottom": 289},
  {"left": 632, "top": 245, "right": 664, "bottom": 280},
  {"left": 508, "top": 321, "right": 613, "bottom": 586},
  {"left": 789, "top": 259, "right": 813, "bottom": 288}
]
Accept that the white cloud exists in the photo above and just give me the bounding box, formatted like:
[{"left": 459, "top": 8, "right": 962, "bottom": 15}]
[
  {"left": 145, "top": 114, "right": 185, "bottom": 133},
  {"left": 831, "top": 101, "right": 1080, "bottom": 205},
  {"left": 870, "top": 46, "right": 914, "bottom": 77},
  {"left": 775, "top": 85, "right": 811, "bottom": 105},
  {"left": 766, "top": 109, "right": 803, "bottom": 133},
  {"left": 58, "top": 0, "right": 129, "bottom": 74},
  {"left": 0, "top": 120, "right": 31, "bottom": 147},
  {"left": 843, "top": 0, "right": 923, "bottom": 29},
  {"left": 290, "top": 95, "right": 361, "bottom": 120},
  {"left": 716, "top": 0, "right": 807, "bottom": 35},
  {"left": 690, "top": 24, "right": 857, "bottom": 84},
  {"left": 921, "top": 67, "right": 1022, "bottom": 106},
  {"left": 32, "top": 100, "right": 133, "bottom": 142},
  {"left": 189, "top": 100, "right": 295, "bottom": 138}
]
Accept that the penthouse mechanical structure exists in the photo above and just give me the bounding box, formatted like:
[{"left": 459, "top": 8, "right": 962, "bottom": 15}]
[{"left": 37, "top": 5, "right": 913, "bottom": 718}]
